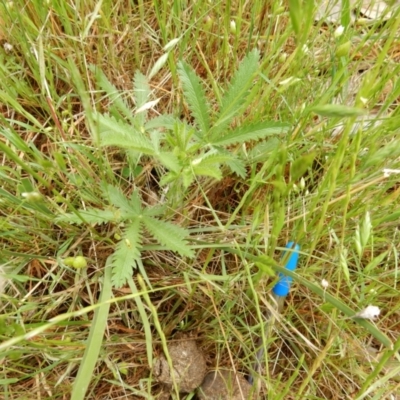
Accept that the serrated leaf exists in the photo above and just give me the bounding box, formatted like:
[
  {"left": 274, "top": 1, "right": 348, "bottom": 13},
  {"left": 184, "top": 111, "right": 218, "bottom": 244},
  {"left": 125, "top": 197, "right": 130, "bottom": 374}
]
[
  {"left": 129, "top": 190, "right": 143, "bottom": 214},
  {"left": 110, "top": 220, "right": 142, "bottom": 287},
  {"left": 182, "top": 169, "right": 195, "bottom": 188},
  {"left": 159, "top": 171, "right": 177, "bottom": 186},
  {"left": 178, "top": 61, "right": 211, "bottom": 136},
  {"left": 211, "top": 120, "right": 289, "bottom": 146},
  {"left": 103, "top": 184, "right": 133, "bottom": 214},
  {"left": 55, "top": 208, "right": 119, "bottom": 225},
  {"left": 211, "top": 50, "right": 260, "bottom": 138},
  {"left": 142, "top": 216, "right": 194, "bottom": 258},
  {"left": 157, "top": 152, "right": 181, "bottom": 172},
  {"left": 97, "top": 113, "right": 155, "bottom": 154},
  {"left": 134, "top": 71, "right": 151, "bottom": 126},
  {"left": 145, "top": 114, "right": 177, "bottom": 131},
  {"left": 91, "top": 66, "right": 135, "bottom": 124},
  {"left": 225, "top": 157, "right": 247, "bottom": 178},
  {"left": 193, "top": 165, "right": 223, "bottom": 180},
  {"left": 192, "top": 150, "right": 234, "bottom": 166},
  {"left": 247, "top": 137, "right": 280, "bottom": 163},
  {"left": 143, "top": 204, "right": 166, "bottom": 217},
  {"left": 311, "top": 104, "right": 367, "bottom": 117}
]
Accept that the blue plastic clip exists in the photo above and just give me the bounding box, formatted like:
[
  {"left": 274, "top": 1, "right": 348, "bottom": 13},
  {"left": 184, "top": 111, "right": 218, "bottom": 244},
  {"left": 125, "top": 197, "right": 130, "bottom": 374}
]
[{"left": 272, "top": 242, "right": 300, "bottom": 297}]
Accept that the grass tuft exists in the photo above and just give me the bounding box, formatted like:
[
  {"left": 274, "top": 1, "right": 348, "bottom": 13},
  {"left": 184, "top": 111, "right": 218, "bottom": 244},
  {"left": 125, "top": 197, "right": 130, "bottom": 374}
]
[{"left": 1, "top": 0, "right": 400, "bottom": 399}]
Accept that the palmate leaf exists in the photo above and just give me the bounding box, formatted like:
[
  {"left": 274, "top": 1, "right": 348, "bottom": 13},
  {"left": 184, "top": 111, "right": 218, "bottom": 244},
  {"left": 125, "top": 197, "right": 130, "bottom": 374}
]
[
  {"left": 210, "top": 49, "right": 260, "bottom": 139},
  {"left": 178, "top": 61, "right": 211, "bottom": 136},
  {"left": 142, "top": 215, "right": 194, "bottom": 258},
  {"left": 97, "top": 113, "right": 155, "bottom": 155},
  {"left": 55, "top": 208, "right": 120, "bottom": 225},
  {"left": 211, "top": 120, "right": 290, "bottom": 147},
  {"left": 110, "top": 219, "right": 142, "bottom": 287}
]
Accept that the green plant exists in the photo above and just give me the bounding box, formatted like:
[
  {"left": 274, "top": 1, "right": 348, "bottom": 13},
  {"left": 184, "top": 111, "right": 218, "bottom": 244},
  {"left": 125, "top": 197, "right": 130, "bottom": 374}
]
[
  {"left": 96, "top": 49, "right": 289, "bottom": 191},
  {"left": 1, "top": 0, "right": 400, "bottom": 398},
  {"left": 58, "top": 50, "right": 289, "bottom": 287},
  {"left": 56, "top": 183, "right": 194, "bottom": 287}
]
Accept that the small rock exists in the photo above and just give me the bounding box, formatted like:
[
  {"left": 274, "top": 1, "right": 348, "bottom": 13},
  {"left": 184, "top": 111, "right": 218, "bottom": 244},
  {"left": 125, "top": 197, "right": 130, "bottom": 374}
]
[
  {"left": 198, "top": 370, "right": 253, "bottom": 400},
  {"left": 153, "top": 339, "right": 207, "bottom": 393}
]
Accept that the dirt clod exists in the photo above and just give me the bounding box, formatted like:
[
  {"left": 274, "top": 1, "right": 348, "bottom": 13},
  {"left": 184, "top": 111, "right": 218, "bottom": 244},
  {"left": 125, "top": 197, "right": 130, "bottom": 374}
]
[
  {"left": 198, "top": 370, "right": 253, "bottom": 400},
  {"left": 153, "top": 339, "right": 207, "bottom": 393}
]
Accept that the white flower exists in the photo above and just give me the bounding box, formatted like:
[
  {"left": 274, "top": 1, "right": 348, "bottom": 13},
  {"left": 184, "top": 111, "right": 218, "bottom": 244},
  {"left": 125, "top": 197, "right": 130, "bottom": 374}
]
[
  {"left": 352, "top": 305, "right": 380, "bottom": 320},
  {"left": 321, "top": 279, "right": 329, "bottom": 289},
  {"left": 334, "top": 25, "right": 344, "bottom": 38}
]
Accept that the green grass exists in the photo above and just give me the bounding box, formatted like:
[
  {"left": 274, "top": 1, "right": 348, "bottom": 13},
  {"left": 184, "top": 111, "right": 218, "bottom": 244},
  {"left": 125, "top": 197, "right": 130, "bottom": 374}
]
[{"left": 1, "top": 0, "right": 400, "bottom": 399}]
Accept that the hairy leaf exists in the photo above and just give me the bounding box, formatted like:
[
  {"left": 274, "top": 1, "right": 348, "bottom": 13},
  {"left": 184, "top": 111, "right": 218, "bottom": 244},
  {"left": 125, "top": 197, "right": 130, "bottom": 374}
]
[
  {"left": 178, "top": 61, "right": 211, "bottom": 136},
  {"left": 110, "top": 220, "right": 142, "bottom": 287},
  {"left": 103, "top": 184, "right": 133, "bottom": 215},
  {"left": 129, "top": 191, "right": 143, "bottom": 215},
  {"left": 246, "top": 137, "right": 280, "bottom": 163},
  {"left": 145, "top": 114, "right": 177, "bottom": 131},
  {"left": 211, "top": 50, "right": 260, "bottom": 138},
  {"left": 192, "top": 165, "right": 223, "bottom": 180},
  {"left": 142, "top": 216, "right": 194, "bottom": 258},
  {"left": 97, "top": 114, "right": 155, "bottom": 155},
  {"left": 55, "top": 208, "right": 120, "bottom": 225},
  {"left": 192, "top": 150, "right": 235, "bottom": 167},
  {"left": 182, "top": 169, "right": 195, "bottom": 188},
  {"left": 143, "top": 204, "right": 166, "bottom": 217},
  {"left": 211, "top": 121, "right": 289, "bottom": 147},
  {"left": 225, "top": 157, "right": 247, "bottom": 178},
  {"left": 157, "top": 152, "right": 181, "bottom": 173},
  {"left": 92, "top": 66, "right": 135, "bottom": 124},
  {"left": 134, "top": 71, "right": 151, "bottom": 126},
  {"left": 159, "top": 171, "right": 177, "bottom": 186}
]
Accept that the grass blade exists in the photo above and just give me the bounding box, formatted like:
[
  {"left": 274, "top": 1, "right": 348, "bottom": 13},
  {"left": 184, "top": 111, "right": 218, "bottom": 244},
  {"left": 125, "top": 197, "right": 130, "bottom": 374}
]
[{"left": 71, "top": 261, "right": 113, "bottom": 400}]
